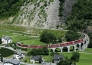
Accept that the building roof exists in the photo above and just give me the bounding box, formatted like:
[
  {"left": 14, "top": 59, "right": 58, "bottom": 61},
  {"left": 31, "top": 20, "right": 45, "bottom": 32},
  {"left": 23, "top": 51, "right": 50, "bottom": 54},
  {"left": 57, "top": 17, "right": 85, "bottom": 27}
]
[
  {"left": 53, "top": 54, "right": 64, "bottom": 61},
  {"left": 15, "top": 49, "right": 23, "bottom": 55},
  {"left": 1, "top": 36, "right": 12, "bottom": 40},
  {"left": 4, "top": 58, "right": 20, "bottom": 64},
  {"left": 31, "top": 55, "right": 42, "bottom": 61}
]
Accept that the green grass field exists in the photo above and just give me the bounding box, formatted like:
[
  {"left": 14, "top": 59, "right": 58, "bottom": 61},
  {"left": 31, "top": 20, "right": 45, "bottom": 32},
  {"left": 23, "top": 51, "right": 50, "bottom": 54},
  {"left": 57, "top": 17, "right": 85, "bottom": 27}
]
[
  {"left": 21, "top": 38, "right": 45, "bottom": 45},
  {"left": 61, "top": 48, "right": 92, "bottom": 65},
  {"left": 0, "top": 30, "right": 44, "bottom": 45},
  {"left": 0, "top": 29, "right": 91, "bottom": 65},
  {"left": 0, "top": 29, "right": 66, "bottom": 45}
]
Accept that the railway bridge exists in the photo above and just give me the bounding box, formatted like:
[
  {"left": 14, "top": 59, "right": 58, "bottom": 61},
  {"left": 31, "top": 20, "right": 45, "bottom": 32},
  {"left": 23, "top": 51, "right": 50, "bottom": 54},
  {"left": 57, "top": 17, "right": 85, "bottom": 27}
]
[{"left": 17, "top": 33, "right": 89, "bottom": 52}]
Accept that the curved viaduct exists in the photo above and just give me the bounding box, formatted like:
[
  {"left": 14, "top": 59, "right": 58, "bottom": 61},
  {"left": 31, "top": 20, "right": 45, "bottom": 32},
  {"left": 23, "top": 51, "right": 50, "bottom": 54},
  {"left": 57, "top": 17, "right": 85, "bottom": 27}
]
[{"left": 17, "top": 33, "right": 89, "bottom": 52}]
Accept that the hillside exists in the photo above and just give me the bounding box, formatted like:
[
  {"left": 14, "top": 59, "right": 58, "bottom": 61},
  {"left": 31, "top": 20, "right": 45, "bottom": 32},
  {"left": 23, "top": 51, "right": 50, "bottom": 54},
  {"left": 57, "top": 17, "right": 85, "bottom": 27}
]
[
  {"left": 0, "top": 0, "right": 78, "bottom": 29},
  {"left": 0, "top": 0, "right": 60, "bottom": 29},
  {"left": 0, "top": 0, "right": 92, "bottom": 30},
  {"left": 60, "top": 0, "right": 78, "bottom": 24}
]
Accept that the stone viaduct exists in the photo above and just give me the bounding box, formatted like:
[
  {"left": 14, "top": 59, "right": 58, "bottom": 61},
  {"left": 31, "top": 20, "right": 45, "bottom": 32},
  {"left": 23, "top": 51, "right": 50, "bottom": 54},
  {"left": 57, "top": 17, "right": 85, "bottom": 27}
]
[{"left": 17, "top": 33, "right": 89, "bottom": 52}]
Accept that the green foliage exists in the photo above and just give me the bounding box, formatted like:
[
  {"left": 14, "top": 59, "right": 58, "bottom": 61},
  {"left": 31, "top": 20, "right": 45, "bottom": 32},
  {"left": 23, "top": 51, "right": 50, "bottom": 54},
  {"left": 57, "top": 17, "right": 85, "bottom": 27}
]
[
  {"left": 63, "top": 47, "right": 68, "bottom": 52},
  {"left": 27, "top": 47, "right": 49, "bottom": 56},
  {"left": 0, "top": 24, "right": 26, "bottom": 32},
  {"left": 40, "top": 30, "right": 64, "bottom": 44},
  {"left": 65, "top": 30, "right": 80, "bottom": 41},
  {"left": 88, "top": 39, "right": 92, "bottom": 48},
  {"left": 40, "top": 31, "right": 56, "bottom": 43},
  {"left": 0, "top": 0, "right": 25, "bottom": 19},
  {"left": 87, "top": 33, "right": 92, "bottom": 48},
  {"left": 67, "top": 20, "right": 87, "bottom": 31},
  {"left": 59, "top": 0, "right": 65, "bottom": 17},
  {"left": 71, "top": 52, "right": 80, "bottom": 62},
  {"left": 61, "top": 52, "right": 92, "bottom": 65},
  {"left": 57, "top": 57, "right": 72, "bottom": 65},
  {"left": 66, "top": 0, "right": 92, "bottom": 31},
  {"left": 0, "top": 48, "right": 14, "bottom": 57},
  {"left": 68, "top": 0, "right": 92, "bottom": 20},
  {"left": 50, "top": 52, "right": 59, "bottom": 56},
  {"left": 42, "top": 47, "right": 49, "bottom": 55}
]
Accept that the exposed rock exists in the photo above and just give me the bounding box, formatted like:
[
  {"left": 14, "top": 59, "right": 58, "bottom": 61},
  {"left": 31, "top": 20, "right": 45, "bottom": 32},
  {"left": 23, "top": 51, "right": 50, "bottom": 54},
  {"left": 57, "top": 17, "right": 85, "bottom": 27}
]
[{"left": 10, "top": 0, "right": 60, "bottom": 29}]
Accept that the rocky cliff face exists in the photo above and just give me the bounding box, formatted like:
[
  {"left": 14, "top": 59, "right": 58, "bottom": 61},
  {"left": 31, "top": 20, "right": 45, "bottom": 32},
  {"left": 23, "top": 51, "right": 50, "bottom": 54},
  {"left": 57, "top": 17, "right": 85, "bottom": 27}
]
[
  {"left": 1, "top": 0, "right": 78, "bottom": 29},
  {"left": 8, "top": 0, "right": 60, "bottom": 29}
]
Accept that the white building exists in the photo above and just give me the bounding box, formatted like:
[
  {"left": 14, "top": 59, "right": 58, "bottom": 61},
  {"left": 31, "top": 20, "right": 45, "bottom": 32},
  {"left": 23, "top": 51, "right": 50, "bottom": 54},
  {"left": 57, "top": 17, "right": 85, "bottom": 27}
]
[{"left": 1, "top": 36, "right": 12, "bottom": 44}]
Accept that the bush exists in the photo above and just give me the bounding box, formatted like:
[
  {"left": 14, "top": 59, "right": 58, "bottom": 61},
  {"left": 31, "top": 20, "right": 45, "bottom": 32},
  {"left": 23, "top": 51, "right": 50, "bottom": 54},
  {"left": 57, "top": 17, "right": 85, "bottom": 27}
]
[
  {"left": 0, "top": 0, "right": 25, "bottom": 18},
  {"left": 65, "top": 30, "right": 80, "bottom": 41},
  {"left": 27, "top": 47, "right": 49, "bottom": 56},
  {"left": 40, "top": 31, "right": 56, "bottom": 43},
  {"left": 0, "top": 48, "right": 14, "bottom": 57}
]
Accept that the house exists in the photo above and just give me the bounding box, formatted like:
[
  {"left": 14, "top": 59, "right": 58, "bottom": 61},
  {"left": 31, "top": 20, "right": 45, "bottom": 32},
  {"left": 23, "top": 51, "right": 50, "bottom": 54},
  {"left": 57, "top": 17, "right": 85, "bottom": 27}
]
[
  {"left": 14, "top": 49, "right": 25, "bottom": 60},
  {"left": 52, "top": 54, "right": 64, "bottom": 63},
  {"left": 1, "top": 36, "right": 12, "bottom": 44},
  {"left": 30, "top": 55, "right": 43, "bottom": 64},
  {"left": 4, "top": 58, "right": 20, "bottom": 65}
]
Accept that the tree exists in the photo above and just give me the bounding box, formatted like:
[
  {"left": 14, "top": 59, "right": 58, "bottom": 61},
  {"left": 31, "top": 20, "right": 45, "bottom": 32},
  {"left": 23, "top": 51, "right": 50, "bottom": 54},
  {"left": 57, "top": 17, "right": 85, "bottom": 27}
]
[
  {"left": 71, "top": 52, "right": 80, "bottom": 65},
  {"left": 65, "top": 30, "right": 80, "bottom": 41},
  {"left": 58, "top": 37, "right": 62, "bottom": 43},
  {"left": 29, "top": 49, "right": 38, "bottom": 56},
  {"left": 43, "top": 47, "right": 49, "bottom": 55},
  {"left": 67, "top": 20, "right": 87, "bottom": 31},
  {"left": 1, "top": 54, "right": 3, "bottom": 62},
  {"left": 27, "top": 47, "right": 49, "bottom": 56},
  {"left": 88, "top": 39, "right": 92, "bottom": 48},
  {"left": 0, "top": 0, "right": 25, "bottom": 19},
  {"left": 40, "top": 31, "right": 56, "bottom": 43},
  {"left": 57, "top": 57, "right": 72, "bottom": 65}
]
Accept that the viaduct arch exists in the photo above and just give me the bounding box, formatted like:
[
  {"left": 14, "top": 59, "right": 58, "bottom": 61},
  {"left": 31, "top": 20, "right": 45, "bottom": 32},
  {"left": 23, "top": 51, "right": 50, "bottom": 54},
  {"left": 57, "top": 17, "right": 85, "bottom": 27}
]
[{"left": 17, "top": 33, "right": 89, "bottom": 52}]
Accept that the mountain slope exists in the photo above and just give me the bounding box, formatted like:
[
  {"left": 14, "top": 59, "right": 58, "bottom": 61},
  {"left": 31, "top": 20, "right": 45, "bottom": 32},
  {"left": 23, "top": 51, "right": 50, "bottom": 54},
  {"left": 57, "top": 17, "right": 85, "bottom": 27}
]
[
  {"left": 7, "top": 0, "right": 60, "bottom": 29},
  {"left": 60, "top": 0, "right": 78, "bottom": 24},
  {"left": 0, "top": 0, "right": 80, "bottom": 29}
]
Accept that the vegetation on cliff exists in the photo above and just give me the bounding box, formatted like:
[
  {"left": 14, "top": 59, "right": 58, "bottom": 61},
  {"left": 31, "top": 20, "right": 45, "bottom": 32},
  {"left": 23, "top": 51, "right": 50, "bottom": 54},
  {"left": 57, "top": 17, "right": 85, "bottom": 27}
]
[{"left": 0, "top": 0, "right": 25, "bottom": 19}]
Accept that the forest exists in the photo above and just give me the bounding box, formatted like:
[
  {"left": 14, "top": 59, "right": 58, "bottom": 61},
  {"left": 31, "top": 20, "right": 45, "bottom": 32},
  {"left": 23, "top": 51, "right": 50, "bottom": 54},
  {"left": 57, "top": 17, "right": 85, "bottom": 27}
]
[
  {"left": 66, "top": 0, "right": 92, "bottom": 25},
  {"left": 66, "top": 0, "right": 92, "bottom": 48},
  {"left": 0, "top": 0, "right": 25, "bottom": 19}
]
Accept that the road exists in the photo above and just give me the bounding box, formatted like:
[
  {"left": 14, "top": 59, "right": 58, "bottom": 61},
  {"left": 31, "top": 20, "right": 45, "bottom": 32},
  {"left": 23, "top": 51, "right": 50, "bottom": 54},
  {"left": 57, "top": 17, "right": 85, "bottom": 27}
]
[{"left": 20, "top": 62, "right": 56, "bottom": 65}]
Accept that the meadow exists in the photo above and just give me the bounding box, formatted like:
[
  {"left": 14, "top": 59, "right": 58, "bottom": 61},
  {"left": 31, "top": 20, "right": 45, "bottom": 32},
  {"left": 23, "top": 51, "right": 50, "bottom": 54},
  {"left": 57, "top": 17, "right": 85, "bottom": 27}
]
[
  {"left": 0, "top": 29, "right": 66, "bottom": 45},
  {"left": 0, "top": 29, "right": 91, "bottom": 65}
]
